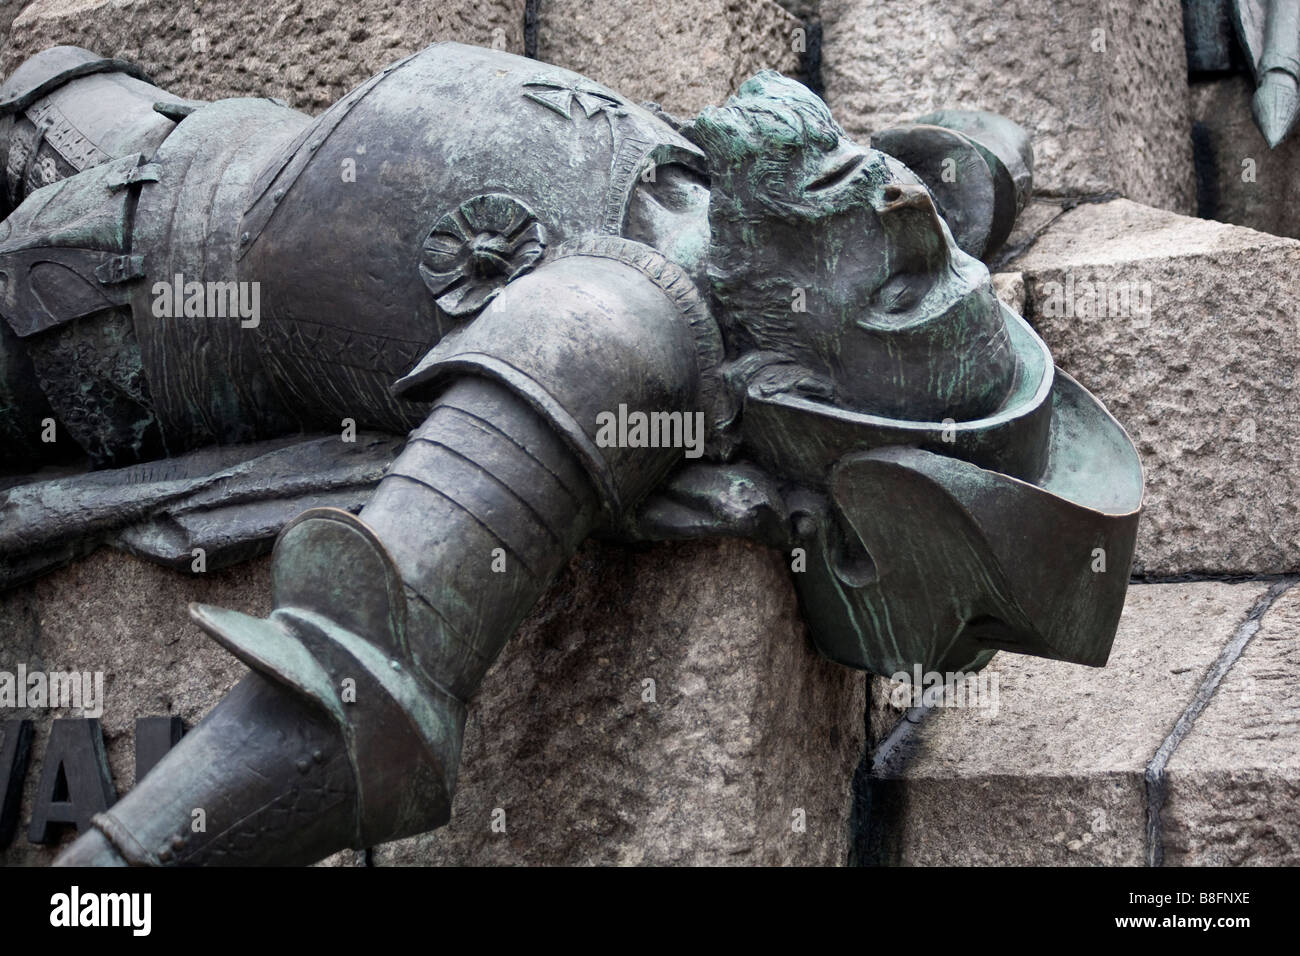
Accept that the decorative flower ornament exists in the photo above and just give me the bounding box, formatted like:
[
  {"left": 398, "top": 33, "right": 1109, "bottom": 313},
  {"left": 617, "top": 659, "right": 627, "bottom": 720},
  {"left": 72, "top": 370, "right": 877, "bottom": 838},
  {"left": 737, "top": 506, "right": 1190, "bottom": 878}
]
[{"left": 419, "top": 193, "right": 547, "bottom": 317}]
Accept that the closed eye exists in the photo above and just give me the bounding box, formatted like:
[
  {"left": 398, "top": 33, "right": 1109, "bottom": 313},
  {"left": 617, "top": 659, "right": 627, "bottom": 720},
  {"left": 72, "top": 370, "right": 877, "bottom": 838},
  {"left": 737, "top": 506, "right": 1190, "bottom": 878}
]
[
  {"left": 805, "top": 153, "right": 864, "bottom": 192},
  {"left": 867, "top": 272, "right": 929, "bottom": 315}
]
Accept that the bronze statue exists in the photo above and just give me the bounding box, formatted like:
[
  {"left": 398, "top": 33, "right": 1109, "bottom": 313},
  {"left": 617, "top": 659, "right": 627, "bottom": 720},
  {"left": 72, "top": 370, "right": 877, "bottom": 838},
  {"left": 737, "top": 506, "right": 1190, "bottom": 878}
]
[
  {"left": 1185, "top": 0, "right": 1300, "bottom": 146},
  {"left": 0, "top": 42, "right": 1142, "bottom": 865}
]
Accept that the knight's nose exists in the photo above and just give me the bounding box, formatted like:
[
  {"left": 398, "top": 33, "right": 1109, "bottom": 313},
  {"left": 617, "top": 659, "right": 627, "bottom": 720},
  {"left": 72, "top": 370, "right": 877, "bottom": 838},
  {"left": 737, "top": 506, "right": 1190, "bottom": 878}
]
[
  {"left": 872, "top": 183, "right": 951, "bottom": 276},
  {"left": 877, "top": 181, "right": 931, "bottom": 209}
]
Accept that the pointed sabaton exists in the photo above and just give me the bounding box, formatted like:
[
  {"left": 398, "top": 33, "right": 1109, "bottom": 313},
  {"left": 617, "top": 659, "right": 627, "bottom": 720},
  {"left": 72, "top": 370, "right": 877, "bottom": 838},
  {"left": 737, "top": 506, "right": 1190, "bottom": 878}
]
[{"left": 1253, "top": 70, "right": 1300, "bottom": 148}]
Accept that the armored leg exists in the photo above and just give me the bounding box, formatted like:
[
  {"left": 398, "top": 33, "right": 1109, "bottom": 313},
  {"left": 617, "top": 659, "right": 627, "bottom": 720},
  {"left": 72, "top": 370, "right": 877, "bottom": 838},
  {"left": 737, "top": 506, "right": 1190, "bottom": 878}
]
[
  {"left": 56, "top": 671, "right": 357, "bottom": 866},
  {"left": 52, "top": 236, "right": 717, "bottom": 865},
  {"left": 56, "top": 376, "right": 604, "bottom": 864}
]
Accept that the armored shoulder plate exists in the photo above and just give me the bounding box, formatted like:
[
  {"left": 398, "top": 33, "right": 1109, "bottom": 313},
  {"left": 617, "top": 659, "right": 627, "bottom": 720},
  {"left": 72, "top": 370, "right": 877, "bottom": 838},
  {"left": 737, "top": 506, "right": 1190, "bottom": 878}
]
[{"left": 0, "top": 46, "right": 186, "bottom": 216}]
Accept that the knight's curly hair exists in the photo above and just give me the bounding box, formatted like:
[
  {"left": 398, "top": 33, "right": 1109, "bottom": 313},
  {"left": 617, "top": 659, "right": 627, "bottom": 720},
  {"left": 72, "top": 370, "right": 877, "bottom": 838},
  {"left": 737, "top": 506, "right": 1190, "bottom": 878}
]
[
  {"left": 686, "top": 72, "right": 844, "bottom": 211},
  {"left": 684, "top": 72, "right": 851, "bottom": 366}
]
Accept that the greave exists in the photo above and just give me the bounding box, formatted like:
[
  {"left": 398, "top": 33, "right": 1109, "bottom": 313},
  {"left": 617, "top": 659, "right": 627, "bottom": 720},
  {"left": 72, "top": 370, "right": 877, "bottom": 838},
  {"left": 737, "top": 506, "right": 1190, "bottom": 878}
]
[{"left": 56, "top": 377, "right": 610, "bottom": 864}]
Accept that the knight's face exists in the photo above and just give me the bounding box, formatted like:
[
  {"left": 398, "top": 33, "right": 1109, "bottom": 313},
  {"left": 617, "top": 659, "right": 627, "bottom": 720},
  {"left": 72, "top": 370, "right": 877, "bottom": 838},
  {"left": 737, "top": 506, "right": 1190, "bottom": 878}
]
[
  {"left": 774, "top": 142, "right": 1018, "bottom": 422},
  {"left": 694, "top": 72, "right": 1019, "bottom": 423}
]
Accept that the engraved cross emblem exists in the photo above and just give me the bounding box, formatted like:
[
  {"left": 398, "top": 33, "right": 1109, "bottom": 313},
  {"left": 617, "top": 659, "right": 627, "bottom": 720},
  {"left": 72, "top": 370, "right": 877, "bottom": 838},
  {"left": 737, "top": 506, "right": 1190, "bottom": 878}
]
[{"left": 522, "top": 76, "right": 627, "bottom": 121}]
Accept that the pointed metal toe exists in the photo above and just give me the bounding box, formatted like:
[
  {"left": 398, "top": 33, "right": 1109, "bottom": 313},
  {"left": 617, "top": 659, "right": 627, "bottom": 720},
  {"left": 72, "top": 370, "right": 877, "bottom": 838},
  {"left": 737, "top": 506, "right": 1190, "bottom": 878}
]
[{"left": 1253, "top": 71, "right": 1300, "bottom": 147}]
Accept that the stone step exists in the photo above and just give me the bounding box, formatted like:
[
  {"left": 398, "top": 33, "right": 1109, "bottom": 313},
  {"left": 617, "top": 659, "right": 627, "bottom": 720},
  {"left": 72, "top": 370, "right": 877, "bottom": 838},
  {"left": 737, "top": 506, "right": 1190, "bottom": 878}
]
[
  {"left": 1162, "top": 584, "right": 1300, "bottom": 865},
  {"left": 862, "top": 580, "right": 1298, "bottom": 865},
  {"left": 1005, "top": 198, "right": 1300, "bottom": 576}
]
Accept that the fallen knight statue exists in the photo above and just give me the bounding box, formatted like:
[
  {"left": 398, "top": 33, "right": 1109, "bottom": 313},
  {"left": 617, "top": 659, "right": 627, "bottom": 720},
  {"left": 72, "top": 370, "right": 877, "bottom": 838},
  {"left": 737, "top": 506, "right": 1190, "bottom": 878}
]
[{"left": 0, "top": 42, "right": 1142, "bottom": 865}]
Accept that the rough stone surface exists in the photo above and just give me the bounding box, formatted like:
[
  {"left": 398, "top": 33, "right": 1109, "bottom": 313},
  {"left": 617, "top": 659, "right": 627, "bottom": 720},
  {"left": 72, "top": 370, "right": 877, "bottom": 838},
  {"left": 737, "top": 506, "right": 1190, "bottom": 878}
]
[
  {"left": 774, "top": 0, "right": 819, "bottom": 24},
  {"left": 0, "top": 549, "right": 264, "bottom": 865},
  {"left": 1163, "top": 583, "right": 1300, "bottom": 865},
  {"left": 2, "top": 0, "right": 525, "bottom": 113},
  {"left": 0, "top": 1, "right": 28, "bottom": 48},
  {"left": 865, "top": 675, "right": 907, "bottom": 752},
  {"left": 0, "top": 538, "right": 866, "bottom": 866},
  {"left": 537, "top": 0, "right": 802, "bottom": 118},
  {"left": 1190, "top": 75, "right": 1300, "bottom": 240},
  {"left": 374, "top": 537, "right": 866, "bottom": 866},
  {"left": 1013, "top": 199, "right": 1300, "bottom": 576},
  {"left": 863, "top": 582, "right": 1266, "bottom": 865},
  {"left": 994, "top": 197, "right": 1074, "bottom": 269},
  {"left": 821, "top": 0, "right": 1195, "bottom": 213},
  {"left": 991, "top": 271, "right": 1025, "bottom": 314}
]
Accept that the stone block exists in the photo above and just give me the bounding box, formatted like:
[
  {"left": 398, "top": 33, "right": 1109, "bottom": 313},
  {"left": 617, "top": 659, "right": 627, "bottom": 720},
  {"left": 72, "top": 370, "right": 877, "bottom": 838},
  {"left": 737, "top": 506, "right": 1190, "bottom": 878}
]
[
  {"left": 536, "top": 0, "right": 802, "bottom": 117},
  {"left": 821, "top": 0, "right": 1196, "bottom": 213},
  {"left": 374, "top": 538, "right": 866, "bottom": 866},
  {"left": 1163, "top": 584, "right": 1300, "bottom": 865},
  {"left": 862, "top": 582, "right": 1266, "bottom": 865},
  {"left": 0, "top": 538, "right": 866, "bottom": 866},
  {"left": 1014, "top": 198, "right": 1300, "bottom": 575},
  {"left": 2, "top": 0, "right": 525, "bottom": 113},
  {"left": 0, "top": 549, "right": 263, "bottom": 865}
]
